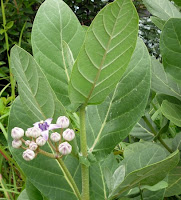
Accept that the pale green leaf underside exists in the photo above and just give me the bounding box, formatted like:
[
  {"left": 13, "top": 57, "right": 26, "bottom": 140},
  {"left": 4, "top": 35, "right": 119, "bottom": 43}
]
[
  {"left": 10, "top": 45, "right": 66, "bottom": 122},
  {"left": 86, "top": 38, "right": 150, "bottom": 159},
  {"left": 161, "top": 100, "right": 181, "bottom": 127},
  {"left": 17, "top": 190, "right": 29, "bottom": 200},
  {"left": 8, "top": 98, "right": 81, "bottom": 200},
  {"left": 160, "top": 18, "right": 181, "bottom": 83},
  {"left": 143, "top": 0, "right": 181, "bottom": 21},
  {"left": 151, "top": 57, "right": 181, "bottom": 101},
  {"left": 32, "top": 0, "right": 85, "bottom": 107},
  {"left": 69, "top": 0, "right": 138, "bottom": 105},
  {"left": 165, "top": 166, "right": 181, "bottom": 197},
  {"left": 109, "top": 149, "right": 179, "bottom": 198}
]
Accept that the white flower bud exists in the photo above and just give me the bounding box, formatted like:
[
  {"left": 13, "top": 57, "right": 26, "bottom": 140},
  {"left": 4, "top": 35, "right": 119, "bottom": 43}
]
[
  {"left": 26, "top": 127, "right": 41, "bottom": 138},
  {"left": 11, "top": 127, "right": 24, "bottom": 140},
  {"left": 36, "top": 136, "right": 46, "bottom": 146},
  {"left": 12, "top": 140, "right": 22, "bottom": 148},
  {"left": 58, "top": 142, "right": 72, "bottom": 155},
  {"left": 23, "top": 149, "right": 35, "bottom": 161},
  {"left": 25, "top": 128, "right": 33, "bottom": 137},
  {"left": 63, "top": 129, "right": 75, "bottom": 141},
  {"left": 50, "top": 132, "right": 61, "bottom": 142},
  {"left": 25, "top": 140, "right": 31, "bottom": 146},
  {"left": 56, "top": 116, "right": 69, "bottom": 128},
  {"left": 29, "top": 142, "right": 38, "bottom": 151}
]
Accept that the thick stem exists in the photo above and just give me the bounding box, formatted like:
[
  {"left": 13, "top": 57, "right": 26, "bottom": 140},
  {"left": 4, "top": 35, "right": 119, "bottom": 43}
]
[
  {"left": 142, "top": 116, "right": 173, "bottom": 153},
  {"left": 79, "top": 105, "right": 89, "bottom": 200},
  {"left": 56, "top": 157, "right": 81, "bottom": 200}
]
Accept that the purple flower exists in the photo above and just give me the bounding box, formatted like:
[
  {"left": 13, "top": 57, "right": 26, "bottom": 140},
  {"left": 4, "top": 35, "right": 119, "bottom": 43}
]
[{"left": 33, "top": 118, "right": 60, "bottom": 141}]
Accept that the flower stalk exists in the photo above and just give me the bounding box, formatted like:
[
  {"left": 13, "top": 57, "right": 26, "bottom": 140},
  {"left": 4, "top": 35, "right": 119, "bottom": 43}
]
[{"left": 79, "top": 105, "right": 89, "bottom": 200}]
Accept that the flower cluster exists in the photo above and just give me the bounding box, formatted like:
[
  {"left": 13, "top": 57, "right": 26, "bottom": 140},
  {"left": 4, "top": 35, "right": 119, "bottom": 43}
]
[{"left": 11, "top": 116, "right": 75, "bottom": 161}]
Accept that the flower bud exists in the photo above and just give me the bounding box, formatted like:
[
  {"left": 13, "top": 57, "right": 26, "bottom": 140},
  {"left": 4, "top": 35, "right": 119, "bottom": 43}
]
[
  {"left": 56, "top": 116, "right": 69, "bottom": 128},
  {"left": 26, "top": 127, "right": 41, "bottom": 138},
  {"left": 25, "top": 140, "right": 31, "bottom": 146},
  {"left": 12, "top": 140, "right": 22, "bottom": 148},
  {"left": 36, "top": 136, "right": 46, "bottom": 146},
  {"left": 50, "top": 132, "right": 61, "bottom": 142},
  {"left": 23, "top": 149, "right": 35, "bottom": 161},
  {"left": 25, "top": 128, "right": 33, "bottom": 137},
  {"left": 29, "top": 142, "right": 38, "bottom": 151},
  {"left": 11, "top": 127, "right": 24, "bottom": 140},
  {"left": 63, "top": 129, "right": 75, "bottom": 141},
  {"left": 58, "top": 142, "right": 72, "bottom": 155}
]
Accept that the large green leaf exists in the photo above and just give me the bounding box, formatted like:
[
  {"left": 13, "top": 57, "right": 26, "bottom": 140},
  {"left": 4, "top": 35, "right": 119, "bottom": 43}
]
[
  {"left": 86, "top": 38, "right": 150, "bottom": 159},
  {"left": 151, "top": 57, "right": 181, "bottom": 101},
  {"left": 160, "top": 18, "right": 181, "bottom": 83},
  {"left": 8, "top": 98, "right": 81, "bottom": 200},
  {"left": 69, "top": 0, "right": 138, "bottom": 105},
  {"left": 161, "top": 100, "right": 181, "bottom": 127},
  {"left": 109, "top": 144, "right": 179, "bottom": 199},
  {"left": 31, "top": 0, "right": 85, "bottom": 107},
  {"left": 142, "top": 0, "right": 181, "bottom": 21},
  {"left": 165, "top": 166, "right": 181, "bottom": 197},
  {"left": 10, "top": 45, "right": 66, "bottom": 121},
  {"left": 26, "top": 180, "right": 44, "bottom": 200}
]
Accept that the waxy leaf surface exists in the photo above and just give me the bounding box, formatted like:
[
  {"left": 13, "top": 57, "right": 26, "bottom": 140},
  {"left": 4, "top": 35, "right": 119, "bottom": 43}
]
[
  {"left": 151, "top": 57, "right": 181, "bottom": 101},
  {"left": 109, "top": 143, "right": 179, "bottom": 198},
  {"left": 32, "top": 0, "right": 85, "bottom": 107},
  {"left": 143, "top": 0, "right": 181, "bottom": 21},
  {"left": 161, "top": 100, "right": 181, "bottom": 127},
  {"left": 165, "top": 166, "right": 181, "bottom": 197},
  {"left": 160, "top": 18, "right": 181, "bottom": 83},
  {"left": 69, "top": 0, "right": 138, "bottom": 105},
  {"left": 86, "top": 38, "right": 151, "bottom": 159}
]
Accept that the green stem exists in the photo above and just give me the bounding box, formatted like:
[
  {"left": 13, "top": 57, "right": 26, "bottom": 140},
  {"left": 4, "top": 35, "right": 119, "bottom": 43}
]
[
  {"left": 56, "top": 157, "right": 81, "bottom": 200},
  {"left": 79, "top": 105, "right": 89, "bottom": 200},
  {"left": 142, "top": 116, "right": 173, "bottom": 153},
  {"left": 1, "top": 0, "right": 15, "bottom": 100}
]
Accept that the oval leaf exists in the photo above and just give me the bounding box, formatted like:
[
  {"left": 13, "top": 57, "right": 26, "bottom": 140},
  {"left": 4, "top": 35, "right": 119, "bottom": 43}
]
[
  {"left": 69, "top": 0, "right": 138, "bottom": 105},
  {"left": 86, "top": 38, "right": 151, "bottom": 159},
  {"left": 160, "top": 18, "right": 181, "bottom": 83},
  {"left": 31, "top": 0, "right": 85, "bottom": 107}
]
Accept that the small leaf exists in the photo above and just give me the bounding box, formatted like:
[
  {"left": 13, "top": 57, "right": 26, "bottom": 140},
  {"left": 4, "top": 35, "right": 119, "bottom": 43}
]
[
  {"left": 142, "top": 0, "right": 181, "bottom": 21},
  {"left": 161, "top": 100, "right": 181, "bottom": 127},
  {"left": 113, "top": 165, "right": 125, "bottom": 190},
  {"left": 160, "top": 18, "right": 181, "bottom": 83},
  {"left": 6, "top": 21, "right": 14, "bottom": 30},
  {"left": 69, "top": 0, "right": 138, "bottom": 105},
  {"left": 141, "top": 181, "right": 168, "bottom": 191}
]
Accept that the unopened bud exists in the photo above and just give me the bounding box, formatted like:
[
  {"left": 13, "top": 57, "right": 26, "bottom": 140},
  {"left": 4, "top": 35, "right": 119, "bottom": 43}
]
[
  {"left": 25, "top": 140, "right": 31, "bottom": 146},
  {"left": 56, "top": 116, "right": 69, "bottom": 128},
  {"left": 36, "top": 136, "right": 46, "bottom": 146},
  {"left": 11, "top": 127, "right": 24, "bottom": 140},
  {"left": 29, "top": 142, "right": 38, "bottom": 151},
  {"left": 50, "top": 132, "right": 61, "bottom": 142},
  {"left": 12, "top": 139, "right": 22, "bottom": 148},
  {"left": 23, "top": 149, "right": 35, "bottom": 161},
  {"left": 26, "top": 127, "right": 41, "bottom": 138},
  {"left": 58, "top": 142, "right": 72, "bottom": 155},
  {"left": 63, "top": 129, "right": 75, "bottom": 141},
  {"left": 25, "top": 128, "right": 33, "bottom": 137}
]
